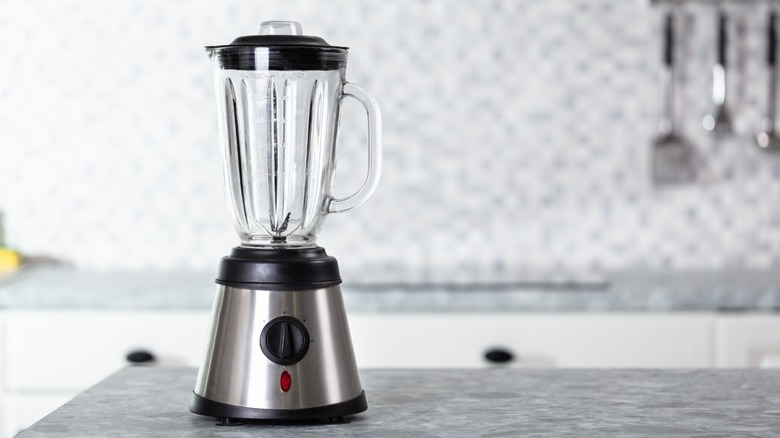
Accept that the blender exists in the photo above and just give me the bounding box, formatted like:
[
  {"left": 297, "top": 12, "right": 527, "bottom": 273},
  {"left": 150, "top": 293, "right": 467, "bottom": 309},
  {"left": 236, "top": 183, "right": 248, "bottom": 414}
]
[{"left": 190, "top": 21, "right": 381, "bottom": 423}]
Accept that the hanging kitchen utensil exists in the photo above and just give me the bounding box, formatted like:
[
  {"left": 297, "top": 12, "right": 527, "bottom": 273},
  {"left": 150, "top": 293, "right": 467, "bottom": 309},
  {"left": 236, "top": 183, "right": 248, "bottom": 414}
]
[
  {"left": 703, "top": 10, "right": 733, "bottom": 137},
  {"left": 757, "top": 10, "right": 780, "bottom": 151},
  {"left": 652, "top": 10, "right": 698, "bottom": 185}
]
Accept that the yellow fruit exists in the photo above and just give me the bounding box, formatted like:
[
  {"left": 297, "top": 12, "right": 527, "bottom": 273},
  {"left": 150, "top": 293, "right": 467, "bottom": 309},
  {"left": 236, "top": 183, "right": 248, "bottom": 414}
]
[{"left": 0, "top": 248, "right": 21, "bottom": 271}]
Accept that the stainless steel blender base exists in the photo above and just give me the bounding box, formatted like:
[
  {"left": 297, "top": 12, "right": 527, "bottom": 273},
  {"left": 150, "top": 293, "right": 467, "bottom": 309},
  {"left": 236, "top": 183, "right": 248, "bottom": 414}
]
[{"left": 191, "top": 285, "right": 366, "bottom": 420}]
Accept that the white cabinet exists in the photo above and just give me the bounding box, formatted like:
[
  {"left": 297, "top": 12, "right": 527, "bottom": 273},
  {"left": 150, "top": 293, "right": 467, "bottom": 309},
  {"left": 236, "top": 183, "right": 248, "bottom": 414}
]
[
  {"left": 716, "top": 315, "right": 780, "bottom": 368},
  {"left": 4, "top": 311, "right": 210, "bottom": 390},
  {"left": 2, "top": 393, "right": 76, "bottom": 438},
  {"left": 1, "top": 309, "right": 778, "bottom": 438},
  {"left": 0, "top": 315, "right": 3, "bottom": 436},
  {"left": 349, "top": 313, "right": 714, "bottom": 368},
  {"left": 0, "top": 311, "right": 210, "bottom": 437}
]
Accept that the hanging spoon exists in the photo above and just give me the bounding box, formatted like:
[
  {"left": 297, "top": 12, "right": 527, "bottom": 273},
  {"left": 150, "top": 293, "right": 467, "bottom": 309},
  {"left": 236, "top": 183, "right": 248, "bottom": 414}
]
[
  {"left": 703, "top": 10, "right": 733, "bottom": 137},
  {"left": 757, "top": 10, "right": 780, "bottom": 151}
]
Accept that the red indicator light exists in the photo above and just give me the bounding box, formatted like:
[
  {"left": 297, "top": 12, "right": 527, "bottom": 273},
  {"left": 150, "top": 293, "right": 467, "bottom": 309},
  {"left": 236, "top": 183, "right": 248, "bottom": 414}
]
[{"left": 280, "top": 371, "right": 292, "bottom": 392}]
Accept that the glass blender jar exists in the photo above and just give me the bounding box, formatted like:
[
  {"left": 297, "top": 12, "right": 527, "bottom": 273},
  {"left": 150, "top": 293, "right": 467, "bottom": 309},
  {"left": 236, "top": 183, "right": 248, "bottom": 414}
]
[{"left": 209, "top": 21, "right": 381, "bottom": 247}]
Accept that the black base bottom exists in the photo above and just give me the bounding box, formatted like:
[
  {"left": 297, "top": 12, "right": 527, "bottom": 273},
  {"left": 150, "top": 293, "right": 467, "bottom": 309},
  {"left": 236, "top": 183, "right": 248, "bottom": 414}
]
[{"left": 190, "top": 391, "right": 367, "bottom": 422}]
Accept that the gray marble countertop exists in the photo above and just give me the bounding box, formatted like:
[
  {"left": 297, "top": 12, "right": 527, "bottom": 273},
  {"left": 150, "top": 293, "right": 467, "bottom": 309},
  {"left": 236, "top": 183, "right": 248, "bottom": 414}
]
[
  {"left": 18, "top": 366, "right": 780, "bottom": 437},
  {"left": 1, "top": 267, "right": 779, "bottom": 312}
]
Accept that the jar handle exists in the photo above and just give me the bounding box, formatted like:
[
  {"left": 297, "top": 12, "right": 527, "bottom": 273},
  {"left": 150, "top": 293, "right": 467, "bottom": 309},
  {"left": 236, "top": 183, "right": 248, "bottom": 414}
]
[{"left": 327, "top": 83, "right": 382, "bottom": 214}]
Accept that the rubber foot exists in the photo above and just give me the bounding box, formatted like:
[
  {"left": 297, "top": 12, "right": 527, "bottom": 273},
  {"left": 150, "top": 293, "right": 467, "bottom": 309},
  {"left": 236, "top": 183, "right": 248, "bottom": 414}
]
[{"left": 216, "top": 417, "right": 244, "bottom": 426}]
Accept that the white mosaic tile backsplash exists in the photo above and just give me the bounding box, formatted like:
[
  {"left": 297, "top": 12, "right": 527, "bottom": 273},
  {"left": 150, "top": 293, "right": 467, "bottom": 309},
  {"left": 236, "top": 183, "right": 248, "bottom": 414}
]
[{"left": 0, "top": 0, "right": 778, "bottom": 277}]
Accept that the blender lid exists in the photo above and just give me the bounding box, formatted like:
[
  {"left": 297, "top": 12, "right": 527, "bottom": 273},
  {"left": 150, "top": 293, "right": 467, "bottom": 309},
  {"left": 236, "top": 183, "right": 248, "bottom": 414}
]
[
  {"left": 206, "top": 21, "right": 347, "bottom": 50},
  {"left": 207, "top": 21, "right": 348, "bottom": 71}
]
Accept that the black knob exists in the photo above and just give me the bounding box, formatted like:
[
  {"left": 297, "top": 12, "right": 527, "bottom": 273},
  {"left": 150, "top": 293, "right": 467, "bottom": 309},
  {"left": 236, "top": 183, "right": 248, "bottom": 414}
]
[
  {"left": 126, "top": 350, "right": 155, "bottom": 364},
  {"left": 484, "top": 348, "right": 514, "bottom": 364},
  {"left": 260, "top": 316, "right": 310, "bottom": 365}
]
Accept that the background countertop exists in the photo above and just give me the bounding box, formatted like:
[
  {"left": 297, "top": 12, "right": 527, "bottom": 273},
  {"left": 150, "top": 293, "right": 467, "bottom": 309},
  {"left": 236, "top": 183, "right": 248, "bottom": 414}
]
[{"left": 1, "top": 267, "right": 779, "bottom": 312}]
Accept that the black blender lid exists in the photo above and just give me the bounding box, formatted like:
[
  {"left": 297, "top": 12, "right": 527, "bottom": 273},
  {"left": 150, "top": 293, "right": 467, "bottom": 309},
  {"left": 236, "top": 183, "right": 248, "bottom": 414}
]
[
  {"left": 206, "top": 21, "right": 347, "bottom": 50},
  {"left": 207, "top": 21, "right": 348, "bottom": 71}
]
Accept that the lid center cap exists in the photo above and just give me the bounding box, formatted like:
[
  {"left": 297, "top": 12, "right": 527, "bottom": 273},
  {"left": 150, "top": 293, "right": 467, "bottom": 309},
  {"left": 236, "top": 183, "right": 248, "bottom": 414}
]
[{"left": 259, "top": 21, "right": 303, "bottom": 36}]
